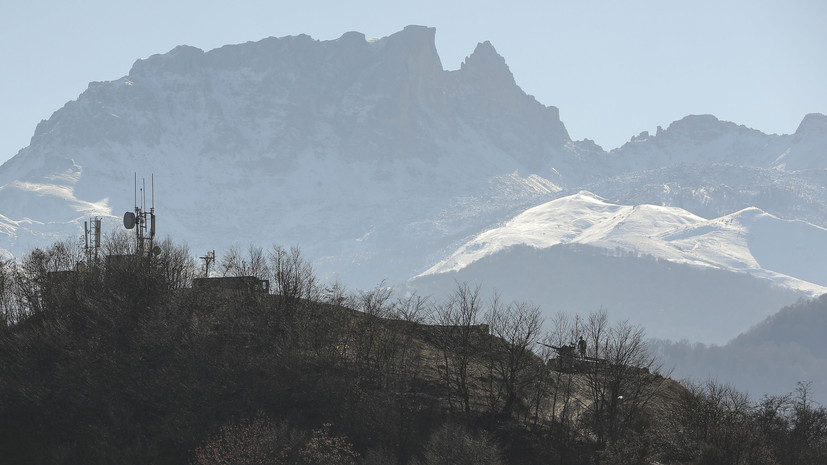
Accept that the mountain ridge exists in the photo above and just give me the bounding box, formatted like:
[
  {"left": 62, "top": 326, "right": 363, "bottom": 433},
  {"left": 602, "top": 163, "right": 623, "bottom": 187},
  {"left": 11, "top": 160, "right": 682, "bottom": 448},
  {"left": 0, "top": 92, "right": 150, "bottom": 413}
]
[
  {"left": 0, "top": 26, "right": 585, "bottom": 272},
  {"left": 0, "top": 26, "right": 824, "bottom": 344}
]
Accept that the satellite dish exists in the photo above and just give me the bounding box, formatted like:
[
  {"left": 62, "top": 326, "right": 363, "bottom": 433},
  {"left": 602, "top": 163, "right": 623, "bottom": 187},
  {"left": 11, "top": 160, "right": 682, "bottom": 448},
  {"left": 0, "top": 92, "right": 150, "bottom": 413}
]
[
  {"left": 152, "top": 245, "right": 162, "bottom": 256},
  {"left": 123, "top": 211, "right": 136, "bottom": 229}
]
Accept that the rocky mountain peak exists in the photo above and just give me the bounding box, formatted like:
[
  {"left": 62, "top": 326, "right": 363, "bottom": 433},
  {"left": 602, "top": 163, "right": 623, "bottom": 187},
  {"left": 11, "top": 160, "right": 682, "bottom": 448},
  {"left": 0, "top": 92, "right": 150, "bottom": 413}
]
[
  {"left": 661, "top": 114, "right": 767, "bottom": 142},
  {"left": 336, "top": 30, "right": 367, "bottom": 44},
  {"left": 664, "top": 114, "right": 728, "bottom": 136},
  {"left": 380, "top": 25, "right": 443, "bottom": 75},
  {"left": 129, "top": 44, "right": 205, "bottom": 77},
  {"left": 794, "top": 112, "right": 827, "bottom": 136},
  {"left": 459, "top": 40, "right": 515, "bottom": 87}
]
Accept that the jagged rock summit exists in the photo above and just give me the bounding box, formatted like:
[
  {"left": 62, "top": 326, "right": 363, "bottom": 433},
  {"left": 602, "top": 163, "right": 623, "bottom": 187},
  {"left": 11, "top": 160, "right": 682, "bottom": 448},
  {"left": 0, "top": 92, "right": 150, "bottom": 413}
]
[
  {"left": 460, "top": 40, "right": 517, "bottom": 90},
  {"left": 54, "top": 25, "right": 567, "bottom": 170}
]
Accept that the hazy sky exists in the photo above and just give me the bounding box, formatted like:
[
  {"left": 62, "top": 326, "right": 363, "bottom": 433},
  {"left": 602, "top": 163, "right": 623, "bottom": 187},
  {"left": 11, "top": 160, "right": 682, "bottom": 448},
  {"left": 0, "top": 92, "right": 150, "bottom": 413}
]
[{"left": 1, "top": 0, "right": 825, "bottom": 165}]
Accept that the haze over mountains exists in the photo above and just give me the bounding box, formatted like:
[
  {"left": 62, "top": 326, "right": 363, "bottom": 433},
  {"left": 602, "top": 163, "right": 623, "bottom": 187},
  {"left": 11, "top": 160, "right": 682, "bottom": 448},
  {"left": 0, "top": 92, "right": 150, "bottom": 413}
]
[{"left": 1, "top": 25, "right": 826, "bottom": 397}]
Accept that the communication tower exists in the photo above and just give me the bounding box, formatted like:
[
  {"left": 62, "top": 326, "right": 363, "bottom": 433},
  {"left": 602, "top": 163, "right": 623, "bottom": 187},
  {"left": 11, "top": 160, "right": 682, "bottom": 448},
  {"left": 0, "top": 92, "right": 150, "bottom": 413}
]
[
  {"left": 200, "top": 250, "right": 216, "bottom": 277},
  {"left": 84, "top": 216, "right": 102, "bottom": 264},
  {"left": 123, "top": 173, "right": 160, "bottom": 258}
]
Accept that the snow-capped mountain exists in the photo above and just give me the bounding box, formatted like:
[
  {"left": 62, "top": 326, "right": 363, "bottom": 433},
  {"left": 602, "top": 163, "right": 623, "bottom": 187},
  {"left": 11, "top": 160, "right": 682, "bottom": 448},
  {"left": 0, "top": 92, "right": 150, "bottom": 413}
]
[
  {"left": 0, "top": 26, "right": 825, "bottom": 344},
  {"left": 411, "top": 192, "right": 827, "bottom": 343},
  {"left": 423, "top": 191, "right": 827, "bottom": 291}
]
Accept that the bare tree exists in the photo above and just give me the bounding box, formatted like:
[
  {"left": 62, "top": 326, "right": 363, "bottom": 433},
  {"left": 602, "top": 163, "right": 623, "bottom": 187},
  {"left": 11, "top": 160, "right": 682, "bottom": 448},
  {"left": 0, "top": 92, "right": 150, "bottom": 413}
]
[
  {"left": 677, "top": 379, "right": 776, "bottom": 465},
  {"left": 323, "top": 280, "right": 350, "bottom": 307},
  {"left": 218, "top": 244, "right": 268, "bottom": 280},
  {"left": 525, "top": 338, "right": 555, "bottom": 428},
  {"left": 338, "top": 284, "right": 427, "bottom": 390},
  {"left": 245, "top": 244, "right": 269, "bottom": 280},
  {"left": 682, "top": 380, "right": 827, "bottom": 465},
  {"left": 102, "top": 228, "right": 136, "bottom": 256},
  {"left": 547, "top": 311, "right": 574, "bottom": 348},
  {"left": 432, "top": 282, "right": 484, "bottom": 413},
  {"left": 268, "top": 245, "right": 318, "bottom": 304},
  {"left": 585, "top": 308, "right": 609, "bottom": 360},
  {"left": 0, "top": 258, "right": 19, "bottom": 326},
  {"left": 789, "top": 381, "right": 827, "bottom": 465},
  {"left": 486, "top": 295, "right": 544, "bottom": 417},
  {"left": 539, "top": 314, "right": 580, "bottom": 439},
  {"left": 13, "top": 239, "right": 84, "bottom": 316},
  {"left": 154, "top": 237, "right": 197, "bottom": 291},
  {"left": 393, "top": 292, "right": 431, "bottom": 324},
  {"left": 218, "top": 245, "right": 242, "bottom": 277},
  {"left": 583, "top": 314, "right": 665, "bottom": 446},
  {"left": 350, "top": 283, "right": 394, "bottom": 385}
]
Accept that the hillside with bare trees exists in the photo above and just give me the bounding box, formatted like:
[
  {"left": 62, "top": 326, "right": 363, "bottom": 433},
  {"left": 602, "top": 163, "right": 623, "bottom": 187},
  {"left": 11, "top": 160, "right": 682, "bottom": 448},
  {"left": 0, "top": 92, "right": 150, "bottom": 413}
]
[{"left": 0, "top": 235, "right": 824, "bottom": 464}]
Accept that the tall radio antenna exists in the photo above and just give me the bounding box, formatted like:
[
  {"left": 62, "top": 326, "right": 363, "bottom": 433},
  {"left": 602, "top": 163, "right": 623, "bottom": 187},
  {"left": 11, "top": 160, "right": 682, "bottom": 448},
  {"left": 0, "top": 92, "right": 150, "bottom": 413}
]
[
  {"left": 123, "top": 173, "right": 159, "bottom": 259},
  {"left": 200, "top": 250, "right": 215, "bottom": 277},
  {"left": 84, "top": 216, "right": 102, "bottom": 265}
]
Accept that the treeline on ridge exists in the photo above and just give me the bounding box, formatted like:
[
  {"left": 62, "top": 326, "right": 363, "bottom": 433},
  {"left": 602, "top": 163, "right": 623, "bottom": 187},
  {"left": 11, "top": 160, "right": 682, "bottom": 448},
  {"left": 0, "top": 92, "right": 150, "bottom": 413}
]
[{"left": 0, "top": 232, "right": 825, "bottom": 465}]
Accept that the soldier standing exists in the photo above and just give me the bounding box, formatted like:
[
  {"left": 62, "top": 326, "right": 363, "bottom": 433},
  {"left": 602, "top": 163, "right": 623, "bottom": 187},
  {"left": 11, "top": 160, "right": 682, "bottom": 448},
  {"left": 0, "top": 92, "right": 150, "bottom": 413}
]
[{"left": 578, "top": 336, "right": 587, "bottom": 360}]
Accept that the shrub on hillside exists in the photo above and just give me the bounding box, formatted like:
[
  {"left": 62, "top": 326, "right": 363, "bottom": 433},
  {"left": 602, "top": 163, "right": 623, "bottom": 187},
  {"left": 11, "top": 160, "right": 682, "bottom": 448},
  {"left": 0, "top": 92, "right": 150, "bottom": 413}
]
[
  {"left": 192, "top": 414, "right": 303, "bottom": 465},
  {"left": 412, "top": 422, "right": 504, "bottom": 465}
]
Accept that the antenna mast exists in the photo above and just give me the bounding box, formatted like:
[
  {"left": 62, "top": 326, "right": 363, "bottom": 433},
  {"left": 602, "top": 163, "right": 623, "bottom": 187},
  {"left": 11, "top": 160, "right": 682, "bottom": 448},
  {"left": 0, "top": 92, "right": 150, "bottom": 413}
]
[
  {"left": 200, "top": 250, "right": 216, "bottom": 277},
  {"left": 123, "top": 173, "right": 158, "bottom": 259},
  {"left": 84, "top": 216, "right": 102, "bottom": 265}
]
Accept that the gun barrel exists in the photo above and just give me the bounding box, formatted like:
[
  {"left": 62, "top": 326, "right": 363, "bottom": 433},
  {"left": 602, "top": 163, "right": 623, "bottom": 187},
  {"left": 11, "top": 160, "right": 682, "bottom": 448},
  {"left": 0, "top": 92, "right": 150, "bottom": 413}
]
[{"left": 536, "top": 342, "right": 564, "bottom": 350}]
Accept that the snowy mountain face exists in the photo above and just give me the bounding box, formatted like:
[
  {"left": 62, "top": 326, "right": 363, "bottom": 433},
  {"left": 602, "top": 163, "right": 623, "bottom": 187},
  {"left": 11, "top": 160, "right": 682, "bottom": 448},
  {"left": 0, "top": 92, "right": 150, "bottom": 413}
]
[
  {"left": 411, "top": 193, "right": 827, "bottom": 342},
  {"left": 1, "top": 26, "right": 825, "bottom": 344},
  {"left": 421, "top": 192, "right": 827, "bottom": 291}
]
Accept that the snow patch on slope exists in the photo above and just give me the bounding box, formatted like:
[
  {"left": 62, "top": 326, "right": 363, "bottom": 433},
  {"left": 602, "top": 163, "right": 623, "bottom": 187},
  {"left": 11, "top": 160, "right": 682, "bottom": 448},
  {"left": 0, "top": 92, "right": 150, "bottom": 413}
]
[{"left": 422, "top": 192, "right": 827, "bottom": 296}]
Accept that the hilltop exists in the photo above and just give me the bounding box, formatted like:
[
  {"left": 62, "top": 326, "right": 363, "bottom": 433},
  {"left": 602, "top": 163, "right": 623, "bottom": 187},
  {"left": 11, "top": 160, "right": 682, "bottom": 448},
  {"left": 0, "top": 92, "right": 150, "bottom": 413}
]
[{"left": 1, "top": 236, "right": 825, "bottom": 464}]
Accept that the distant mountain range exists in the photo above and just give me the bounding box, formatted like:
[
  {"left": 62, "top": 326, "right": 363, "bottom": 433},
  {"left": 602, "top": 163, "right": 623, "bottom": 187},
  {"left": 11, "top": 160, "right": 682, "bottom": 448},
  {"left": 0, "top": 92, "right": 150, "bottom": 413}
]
[
  {"left": 1, "top": 25, "right": 825, "bottom": 356},
  {"left": 652, "top": 295, "right": 827, "bottom": 407}
]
